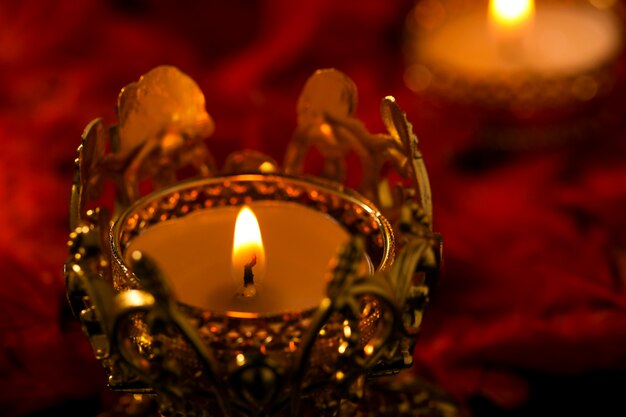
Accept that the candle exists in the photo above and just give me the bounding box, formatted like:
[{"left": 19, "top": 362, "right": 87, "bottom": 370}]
[
  {"left": 125, "top": 201, "right": 372, "bottom": 315},
  {"left": 413, "top": 0, "right": 623, "bottom": 82}
]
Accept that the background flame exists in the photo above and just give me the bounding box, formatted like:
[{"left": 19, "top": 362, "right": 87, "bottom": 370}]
[{"left": 489, "top": 0, "right": 534, "bottom": 25}]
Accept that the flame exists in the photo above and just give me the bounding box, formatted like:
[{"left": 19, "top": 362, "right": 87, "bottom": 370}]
[
  {"left": 232, "top": 206, "right": 265, "bottom": 282},
  {"left": 489, "top": 0, "right": 534, "bottom": 26}
]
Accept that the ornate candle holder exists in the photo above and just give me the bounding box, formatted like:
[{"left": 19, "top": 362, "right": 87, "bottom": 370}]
[
  {"left": 405, "top": 0, "right": 626, "bottom": 149},
  {"left": 65, "top": 66, "right": 456, "bottom": 416}
]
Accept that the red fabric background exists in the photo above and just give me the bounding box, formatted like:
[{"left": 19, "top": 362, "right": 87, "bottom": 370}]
[{"left": 1, "top": 1, "right": 626, "bottom": 416}]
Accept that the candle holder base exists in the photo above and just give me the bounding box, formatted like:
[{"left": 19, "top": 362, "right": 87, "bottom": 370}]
[{"left": 97, "top": 373, "right": 461, "bottom": 417}]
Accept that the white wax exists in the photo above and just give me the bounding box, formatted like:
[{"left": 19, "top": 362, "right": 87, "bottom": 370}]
[
  {"left": 419, "top": 3, "right": 622, "bottom": 77},
  {"left": 125, "top": 201, "right": 372, "bottom": 314}
]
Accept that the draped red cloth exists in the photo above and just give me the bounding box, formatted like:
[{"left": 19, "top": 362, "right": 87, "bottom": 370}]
[{"left": 2, "top": 1, "right": 626, "bottom": 416}]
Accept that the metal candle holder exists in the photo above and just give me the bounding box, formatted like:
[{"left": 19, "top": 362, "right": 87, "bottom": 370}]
[{"left": 64, "top": 66, "right": 456, "bottom": 416}]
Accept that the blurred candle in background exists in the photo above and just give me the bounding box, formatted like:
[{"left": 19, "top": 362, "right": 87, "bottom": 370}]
[{"left": 408, "top": 0, "right": 623, "bottom": 105}]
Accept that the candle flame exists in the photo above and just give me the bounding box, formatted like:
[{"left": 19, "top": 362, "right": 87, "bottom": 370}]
[
  {"left": 489, "top": 0, "right": 534, "bottom": 26},
  {"left": 232, "top": 206, "right": 265, "bottom": 283},
  {"left": 488, "top": 0, "right": 534, "bottom": 60}
]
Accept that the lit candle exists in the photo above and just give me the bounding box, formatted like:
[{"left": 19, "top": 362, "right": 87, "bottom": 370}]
[
  {"left": 412, "top": 0, "right": 623, "bottom": 82},
  {"left": 488, "top": 0, "right": 534, "bottom": 60},
  {"left": 125, "top": 201, "right": 372, "bottom": 315}
]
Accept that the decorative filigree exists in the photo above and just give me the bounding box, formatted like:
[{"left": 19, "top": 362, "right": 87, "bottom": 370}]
[
  {"left": 112, "top": 252, "right": 230, "bottom": 416},
  {"left": 284, "top": 69, "right": 432, "bottom": 226},
  {"left": 70, "top": 66, "right": 217, "bottom": 229},
  {"left": 65, "top": 66, "right": 453, "bottom": 417}
]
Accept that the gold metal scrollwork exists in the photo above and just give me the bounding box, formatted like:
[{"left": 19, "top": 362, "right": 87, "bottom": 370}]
[
  {"left": 109, "top": 251, "right": 231, "bottom": 416},
  {"left": 284, "top": 68, "right": 433, "bottom": 227},
  {"left": 70, "top": 65, "right": 218, "bottom": 228},
  {"left": 65, "top": 66, "right": 449, "bottom": 417},
  {"left": 284, "top": 68, "right": 440, "bottom": 378},
  {"left": 291, "top": 237, "right": 402, "bottom": 416}
]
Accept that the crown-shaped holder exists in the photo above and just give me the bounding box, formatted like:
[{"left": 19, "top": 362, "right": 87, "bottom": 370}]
[
  {"left": 65, "top": 66, "right": 455, "bottom": 417},
  {"left": 405, "top": 0, "right": 626, "bottom": 150}
]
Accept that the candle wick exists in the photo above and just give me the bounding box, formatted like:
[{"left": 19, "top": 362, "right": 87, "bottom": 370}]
[
  {"left": 243, "top": 254, "right": 257, "bottom": 287},
  {"left": 236, "top": 255, "right": 258, "bottom": 299}
]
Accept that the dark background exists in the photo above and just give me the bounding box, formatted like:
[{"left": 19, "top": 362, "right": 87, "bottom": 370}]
[{"left": 1, "top": 1, "right": 626, "bottom": 416}]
